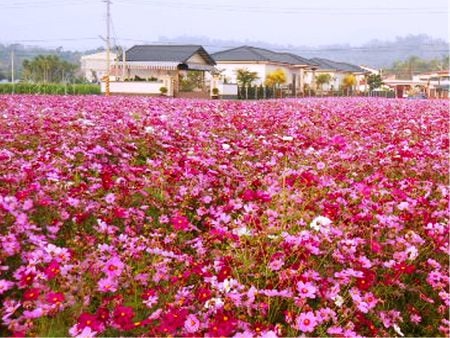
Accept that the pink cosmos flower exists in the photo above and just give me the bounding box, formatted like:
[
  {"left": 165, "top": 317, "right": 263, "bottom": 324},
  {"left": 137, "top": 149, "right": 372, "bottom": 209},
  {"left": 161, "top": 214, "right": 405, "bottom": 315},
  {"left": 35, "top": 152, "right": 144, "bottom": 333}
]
[
  {"left": 0, "top": 279, "right": 14, "bottom": 295},
  {"left": 97, "top": 277, "right": 119, "bottom": 293},
  {"left": 104, "top": 193, "right": 116, "bottom": 204},
  {"left": 184, "top": 314, "right": 200, "bottom": 333},
  {"left": 296, "top": 311, "right": 317, "bottom": 333},
  {"left": 102, "top": 256, "right": 124, "bottom": 277},
  {"left": 297, "top": 281, "right": 317, "bottom": 299}
]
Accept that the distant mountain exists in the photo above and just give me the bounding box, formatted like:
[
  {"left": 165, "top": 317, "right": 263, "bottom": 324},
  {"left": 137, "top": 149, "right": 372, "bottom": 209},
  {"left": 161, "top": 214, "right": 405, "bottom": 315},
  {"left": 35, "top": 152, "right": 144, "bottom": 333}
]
[
  {"left": 0, "top": 34, "right": 448, "bottom": 80},
  {"left": 157, "top": 34, "right": 449, "bottom": 69}
]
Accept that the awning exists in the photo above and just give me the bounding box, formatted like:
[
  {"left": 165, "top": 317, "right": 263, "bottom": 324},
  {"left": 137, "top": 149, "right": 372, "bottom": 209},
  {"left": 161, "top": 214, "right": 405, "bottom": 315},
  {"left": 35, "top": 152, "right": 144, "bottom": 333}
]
[
  {"left": 185, "top": 63, "right": 215, "bottom": 71},
  {"left": 114, "top": 62, "right": 180, "bottom": 71}
]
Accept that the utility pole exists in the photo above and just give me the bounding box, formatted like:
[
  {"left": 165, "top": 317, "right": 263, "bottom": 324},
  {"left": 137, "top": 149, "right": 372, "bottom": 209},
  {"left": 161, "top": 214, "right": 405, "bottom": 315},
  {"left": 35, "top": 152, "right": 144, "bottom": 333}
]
[
  {"left": 105, "top": 0, "right": 111, "bottom": 96},
  {"left": 11, "top": 49, "right": 15, "bottom": 94},
  {"left": 122, "top": 47, "right": 126, "bottom": 81}
]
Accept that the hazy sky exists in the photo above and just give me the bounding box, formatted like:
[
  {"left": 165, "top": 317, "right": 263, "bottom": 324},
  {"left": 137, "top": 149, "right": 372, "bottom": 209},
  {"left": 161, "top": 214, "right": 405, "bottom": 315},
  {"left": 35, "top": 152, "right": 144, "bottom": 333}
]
[{"left": 1, "top": 0, "right": 449, "bottom": 50}]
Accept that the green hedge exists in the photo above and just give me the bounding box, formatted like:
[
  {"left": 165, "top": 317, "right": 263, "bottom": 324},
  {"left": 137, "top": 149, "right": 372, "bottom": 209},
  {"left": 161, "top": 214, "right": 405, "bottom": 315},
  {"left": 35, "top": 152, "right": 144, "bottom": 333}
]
[{"left": 0, "top": 83, "right": 101, "bottom": 95}]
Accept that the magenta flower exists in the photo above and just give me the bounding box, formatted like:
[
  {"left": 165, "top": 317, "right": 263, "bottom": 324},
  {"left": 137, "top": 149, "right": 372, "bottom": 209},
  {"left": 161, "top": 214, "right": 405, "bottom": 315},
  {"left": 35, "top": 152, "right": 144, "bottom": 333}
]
[
  {"left": 46, "top": 292, "right": 65, "bottom": 304},
  {"left": 44, "top": 260, "right": 60, "bottom": 279},
  {"left": 113, "top": 305, "right": 135, "bottom": 330}
]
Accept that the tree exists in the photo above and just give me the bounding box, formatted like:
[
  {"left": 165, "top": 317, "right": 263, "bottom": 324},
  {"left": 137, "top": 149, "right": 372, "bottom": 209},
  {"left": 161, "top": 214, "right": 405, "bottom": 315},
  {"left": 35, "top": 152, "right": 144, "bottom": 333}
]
[
  {"left": 265, "top": 68, "right": 286, "bottom": 87},
  {"left": 22, "top": 55, "right": 77, "bottom": 83},
  {"left": 367, "top": 74, "right": 383, "bottom": 90},
  {"left": 235, "top": 68, "right": 259, "bottom": 87},
  {"left": 315, "top": 73, "right": 332, "bottom": 91},
  {"left": 180, "top": 71, "right": 204, "bottom": 91},
  {"left": 342, "top": 74, "right": 357, "bottom": 89}
]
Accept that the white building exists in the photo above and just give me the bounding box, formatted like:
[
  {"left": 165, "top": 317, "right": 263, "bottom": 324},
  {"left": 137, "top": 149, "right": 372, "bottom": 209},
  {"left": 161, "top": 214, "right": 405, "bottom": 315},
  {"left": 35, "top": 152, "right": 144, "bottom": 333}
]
[
  {"left": 80, "top": 51, "right": 117, "bottom": 83},
  {"left": 211, "top": 46, "right": 317, "bottom": 95},
  {"left": 309, "top": 58, "right": 369, "bottom": 92}
]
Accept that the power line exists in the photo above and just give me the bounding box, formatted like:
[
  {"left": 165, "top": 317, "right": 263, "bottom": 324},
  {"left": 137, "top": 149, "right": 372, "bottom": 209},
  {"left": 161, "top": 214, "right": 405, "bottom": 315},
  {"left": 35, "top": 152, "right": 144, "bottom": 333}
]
[{"left": 113, "top": 0, "right": 448, "bottom": 15}]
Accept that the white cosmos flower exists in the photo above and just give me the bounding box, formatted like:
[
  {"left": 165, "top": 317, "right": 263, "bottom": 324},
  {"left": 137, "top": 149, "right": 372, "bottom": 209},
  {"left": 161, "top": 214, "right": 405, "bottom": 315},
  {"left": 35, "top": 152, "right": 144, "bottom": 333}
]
[
  {"left": 393, "top": 324, "right": 404, "bottom": 337},
  {"left": 334, "top": 295, "right": 344, "bottom": 307},
  {"left": 310, "top": 216, "right": 332, "bottom": 232}
]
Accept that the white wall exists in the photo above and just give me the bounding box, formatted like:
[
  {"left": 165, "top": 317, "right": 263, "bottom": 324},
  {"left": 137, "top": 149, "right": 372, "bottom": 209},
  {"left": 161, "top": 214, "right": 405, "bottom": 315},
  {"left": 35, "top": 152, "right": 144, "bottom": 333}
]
[
  {"left": 215, "top": 62, "right": 301, "bottom": 88},
  {"left": 216, "top": 63, "right": 267, "bottom": 85},
  {"left": 101, "top": 80, "right": 173, "bottom": 96}
]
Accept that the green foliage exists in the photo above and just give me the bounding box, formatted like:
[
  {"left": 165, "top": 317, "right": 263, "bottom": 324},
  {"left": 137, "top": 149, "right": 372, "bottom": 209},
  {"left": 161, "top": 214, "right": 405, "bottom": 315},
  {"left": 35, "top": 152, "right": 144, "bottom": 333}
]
[
  {"left": 388, "top": 55, "right": 449, "bottom": 79},
  {"left": 159, "top": 86, "right": 168, "bottom": 95},
  {"left": 212, "top": 87, "right": 219, "bottom": 96},
  {"left": 0, "top": 83, "right": 100, "bottom": 95},
  {"left": 315, "top": 73, "right": 332, "bottom": 90},
  {"left": 265, "top": 68, "right": 286, "bottom": 87},
  {"left": 367, "top": 74, "right": 384, "bottom": 90},
  {"left": 342, "top": 74, "right": 357, "bottom": 89},
  {"left": 235, "top": 68, "right": 259, "bottom": 87},
  {"left": 22, "top": 55, "right": 78, "bottom": 83},
  {"left": 180, "top": 71, "right": 203, "bottom": 91}
]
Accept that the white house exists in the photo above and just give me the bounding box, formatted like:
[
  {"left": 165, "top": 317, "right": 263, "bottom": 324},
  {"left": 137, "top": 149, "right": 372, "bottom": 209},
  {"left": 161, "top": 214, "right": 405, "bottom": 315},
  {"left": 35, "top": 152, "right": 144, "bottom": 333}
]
[
  {"left": 211, "top": 46, "right": 317, "bottom": 95},
  {"left": 103, "top": 45, "right": 217, "bottom": 97},
  {"left": 80, "top": 51, "right": 117, "bottom": 83},
  {"left": 309, "top": 58, "right": 369, "bottom": 92}
]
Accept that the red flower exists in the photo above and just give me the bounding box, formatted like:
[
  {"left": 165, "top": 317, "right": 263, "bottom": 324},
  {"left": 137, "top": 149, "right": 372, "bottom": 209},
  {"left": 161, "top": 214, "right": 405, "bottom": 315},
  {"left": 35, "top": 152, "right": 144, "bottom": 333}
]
[
  {"left": 356, "top": 269, "right": 376, "bottom": 291},
  {"left": 23, "top": 288, "right": 40, "bottom": 301},
  {"left": 141, "top": 289, "right": 157, "bottom": 300},
  {"left": 113, "top": 305, "right": 135, "bottom": 329},
  {"left": 96, "top": 307, "right": 110, "bottom": 323},
  {"left": 217, "top": 265, "right": 233, "bottom": 282},
  {"left": 46, "top": 292, "right": 65, "bottom": 304},
  {"left": 78, "top": 313, "right": 103, "bottom": 331},
  {"left": 44, "top": 260, "right": 60, "bottom": 279},
  {"left": 20, "top": 272, "right": 35, "bottom": 287},
  {"left": 158, "top": 307, "right": 189, "bottom": 333},
  {"left": 196, "top": 287, "right": 212, "bottom": 303},
  {"left": 208, "top": 311, "right": 238, "bottom": 337},
  {"left": 395, "top": 262, "right": 416, "bottom": 275}
]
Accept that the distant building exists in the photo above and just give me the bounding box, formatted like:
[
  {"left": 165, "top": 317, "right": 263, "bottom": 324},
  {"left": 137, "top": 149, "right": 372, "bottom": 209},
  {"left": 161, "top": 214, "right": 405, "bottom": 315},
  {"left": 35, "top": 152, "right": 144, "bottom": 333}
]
[
  {"left": 309, "top": 57, "right": 369, "bottom": 92},
  {"left": 80, "top": 51, "right": 117, "bottom": 83},
  {"left": 413, "top": 71, "right": 450, "bottom": 98},
  {"left": 105, "top": 45, "right": 216, "bottom": 97},
  {"left": 211, "top": 46, "right": 317, "bottom": 95}
]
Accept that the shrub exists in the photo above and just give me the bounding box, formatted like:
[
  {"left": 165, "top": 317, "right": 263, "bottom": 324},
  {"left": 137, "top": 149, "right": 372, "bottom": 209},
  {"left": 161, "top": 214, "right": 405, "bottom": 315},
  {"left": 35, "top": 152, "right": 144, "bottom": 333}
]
[{"left": 0, "top": 83, "right": 100, "bottom": 95}]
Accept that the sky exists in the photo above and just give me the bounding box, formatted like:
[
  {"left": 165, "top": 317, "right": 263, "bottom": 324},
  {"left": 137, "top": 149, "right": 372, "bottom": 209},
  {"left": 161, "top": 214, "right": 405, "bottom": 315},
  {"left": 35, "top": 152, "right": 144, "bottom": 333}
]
[{"left": 1, "top": 0, "right": 449, "bottom": 51}]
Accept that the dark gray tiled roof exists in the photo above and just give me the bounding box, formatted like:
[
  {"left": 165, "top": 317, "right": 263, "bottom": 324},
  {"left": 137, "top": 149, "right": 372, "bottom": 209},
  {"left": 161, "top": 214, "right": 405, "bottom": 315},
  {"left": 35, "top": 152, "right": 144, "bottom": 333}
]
[
  {"left": 122, "top": 45, "right": 216, "bottom": 65},
  {"left": 310, "top": 57, "right": 365, "bottom": 73},
  {"left": 212, "top": 46, "right": 316, "bottom": 66}
]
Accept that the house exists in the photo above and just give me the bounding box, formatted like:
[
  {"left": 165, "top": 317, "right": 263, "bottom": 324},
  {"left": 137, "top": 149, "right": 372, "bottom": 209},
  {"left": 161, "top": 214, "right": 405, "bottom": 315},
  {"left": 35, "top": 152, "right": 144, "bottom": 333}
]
[
  {"left": 412, "top": 71, "right": 450, "bottom": 98},
  {"left": 211, "top": 46, "right": 317, "bottom": 95},
  {"left": 105, "top": 45, "right": 216, "bottom": 97},
  {"left": 309, "top": 58, "right": 368, "bottom": 92},
  {"left": 81, "top": 51, "right": 117, "bottom": 83}
]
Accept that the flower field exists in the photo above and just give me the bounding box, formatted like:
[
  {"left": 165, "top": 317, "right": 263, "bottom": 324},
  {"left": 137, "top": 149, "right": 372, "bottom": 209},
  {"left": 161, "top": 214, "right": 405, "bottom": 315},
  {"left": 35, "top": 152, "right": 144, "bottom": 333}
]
[{"left": 0, "top": 95, "right": 448, "bottom": 337}]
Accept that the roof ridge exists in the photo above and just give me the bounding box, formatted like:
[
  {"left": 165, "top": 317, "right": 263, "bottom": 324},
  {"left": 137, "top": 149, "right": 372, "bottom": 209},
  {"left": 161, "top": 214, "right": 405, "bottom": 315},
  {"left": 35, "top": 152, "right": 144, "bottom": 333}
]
[{"left": 244, "top": 46, "right": 271, "bottom": 61}]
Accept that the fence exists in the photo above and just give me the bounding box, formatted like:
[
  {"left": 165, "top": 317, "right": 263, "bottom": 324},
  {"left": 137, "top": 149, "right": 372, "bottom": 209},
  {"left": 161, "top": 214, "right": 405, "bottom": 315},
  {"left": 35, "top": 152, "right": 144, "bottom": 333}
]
[{"left": 237, "top": 85, "right": 395, "bottom": 100}]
